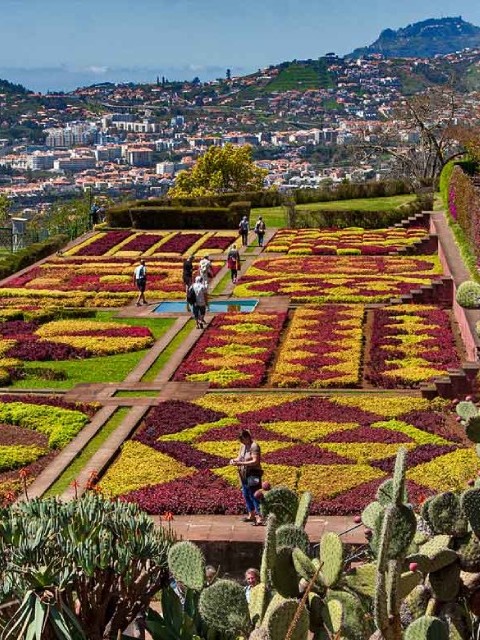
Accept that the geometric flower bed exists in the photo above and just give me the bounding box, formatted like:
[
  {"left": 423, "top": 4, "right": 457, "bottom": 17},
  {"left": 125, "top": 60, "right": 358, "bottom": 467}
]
[
  {"left": 266, "top": 226, "right": 429, "bottom": 255},
  {"left": 366, "top": 304, "right": 461, "bottom": 388},
  {"left": 173, "top": 312, "right": 287, "bottom": 387},
  {"left": 0, "top": 394, "right": 96, "bottom": 505},
  {"left": 0, "top": 254, "right": 222, "bottom": 308},
  {"left": 0, "top": 318, "right": 154, "bottom": 384},
  {"left": 102, "top": 393, "right": 476, "bottom": 515},
  {"left": 270, "top": 304, "right": 364, "bottom": 388},
  {"left": 233, "top": 255, "right": 443, "bottom": 303},
  {"left": 68, "top": 230, "right": 239, "bottom": 258}
]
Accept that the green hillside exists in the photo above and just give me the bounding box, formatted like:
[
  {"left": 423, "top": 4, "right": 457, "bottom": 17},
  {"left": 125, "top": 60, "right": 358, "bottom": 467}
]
[{"left": 265, "top": 60, "right": 335, "bottom": 92}]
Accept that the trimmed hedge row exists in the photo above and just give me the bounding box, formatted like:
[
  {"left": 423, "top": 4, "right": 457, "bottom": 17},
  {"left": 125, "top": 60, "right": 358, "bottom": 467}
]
[
  {"left": 0, "top": 234, "right": 68, "bottom": 281},
  {"left": 106, "top": 202, "right": 250, "bottom": 230},
  {"left": 293, "top": 179, "right": 412, "bottom": 205},
  {"left": 290, "top": 196, "right": 432, "bottom": 229}
]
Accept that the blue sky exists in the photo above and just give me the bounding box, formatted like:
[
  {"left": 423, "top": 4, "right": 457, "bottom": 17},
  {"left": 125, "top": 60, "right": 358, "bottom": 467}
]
[{"left": 1, "top": 0, "right": 480, "bottom": 91}]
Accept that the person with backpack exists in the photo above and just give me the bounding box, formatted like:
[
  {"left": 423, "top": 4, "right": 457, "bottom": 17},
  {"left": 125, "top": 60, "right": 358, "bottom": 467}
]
[
  {"left": 188, "top": 276, "right": 208, "bottom": 329},
  {"left": 182, "top": 255, "right": 194, "bottom": 292},
  {"left": 226, "top": 244, "right": 241, "bottom": 284},
  {"left": 239, "top": 216, "right": 249, "bottom": 247},
  {"left": 254, "top": 216, "right": 266, "bottom": 247},
  {"left": 133, "top": 258, "right": 148, "bottom": 306}
]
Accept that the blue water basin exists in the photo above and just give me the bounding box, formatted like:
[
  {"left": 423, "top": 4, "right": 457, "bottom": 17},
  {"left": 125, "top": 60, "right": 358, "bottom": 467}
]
[{"left": 154, "top": 299, "right": 258, "bottom": 314}]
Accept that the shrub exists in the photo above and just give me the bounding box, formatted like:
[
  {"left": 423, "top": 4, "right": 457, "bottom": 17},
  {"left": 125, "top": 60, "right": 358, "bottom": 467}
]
[
  {"left": 0, "top": 234, "right": 68, "bottom": 280},
  {"left": 456, "top": 281, "right": 480, "bottom": 309}
]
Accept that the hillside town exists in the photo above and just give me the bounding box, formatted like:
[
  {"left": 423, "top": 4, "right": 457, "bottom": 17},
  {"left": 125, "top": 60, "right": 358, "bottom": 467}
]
[{"left": 2, "top": 48, "right": 480, "bottom": 212}]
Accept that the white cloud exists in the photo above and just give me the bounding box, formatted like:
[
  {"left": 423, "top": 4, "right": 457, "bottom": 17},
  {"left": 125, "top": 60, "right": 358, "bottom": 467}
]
[{"left": 86, "top": 65, "right": 108, "bottom": 74}]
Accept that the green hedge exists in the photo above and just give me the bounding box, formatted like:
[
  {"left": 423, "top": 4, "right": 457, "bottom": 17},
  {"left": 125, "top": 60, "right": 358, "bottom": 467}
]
[
  {"left": 291, "top": 197, "right": 431, "bottom": 229},
  {"left": 0, "top": 234, "right": 68, "bottom": 281},
  {"left": 107, "top": 202, "right": 250, "bottom": 229},
  {"left": 293, "top": 180, "right": 412, "bottom": 205}
]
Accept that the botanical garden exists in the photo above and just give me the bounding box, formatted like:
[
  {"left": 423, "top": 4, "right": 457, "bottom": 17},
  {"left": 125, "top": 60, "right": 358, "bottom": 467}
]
[{"left": 2, "top": 164, "right": 480, "bottom": 639}]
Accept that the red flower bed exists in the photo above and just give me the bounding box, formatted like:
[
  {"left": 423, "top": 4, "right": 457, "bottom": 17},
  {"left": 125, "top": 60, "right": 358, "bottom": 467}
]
[
  {"left": 198, "top": 235, "right": 236, "bottom": 251},
  {"left": 76, "top": 232, "right": 131, "bottom": 256},
  {"left": 157, "top": 233, "right": 203, "bottom": 254},
  {"left": 119, "top": 233, "right": 164, "bottom": 253}
]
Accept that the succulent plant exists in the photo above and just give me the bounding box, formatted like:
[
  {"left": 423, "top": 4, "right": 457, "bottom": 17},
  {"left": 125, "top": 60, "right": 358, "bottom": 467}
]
[{"left": 456, "top": 280, "right": 480, "bottom": 309}]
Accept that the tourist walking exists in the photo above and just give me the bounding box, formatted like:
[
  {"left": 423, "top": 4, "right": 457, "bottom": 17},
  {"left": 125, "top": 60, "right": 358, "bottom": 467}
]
[
  {"left": 133, "top": 258, "right": 148, "bottom": 306},
  {"left": 239, "top": 216, "right": 249, "bottom": 247},
  {"left": 182, "top": 255, "right": 194, "bottom": 292},
  {"left": 191, "top": 275, "right": 209, "bottom": 329},
  {"left": 226, "top": 244, "right": 241, "bottom": 283},
  {"left": 254, "top": 216, "right": 266, "bottom": 247},
  {"left": 229, "top": 429, "right": 264, "bottom": 526},
  {"left": 199, "top": 255, "right": 213, "bottom": 287}
]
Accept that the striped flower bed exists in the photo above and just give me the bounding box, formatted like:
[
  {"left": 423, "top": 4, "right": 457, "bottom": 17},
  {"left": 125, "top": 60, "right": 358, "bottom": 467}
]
[
  {"left": 173, "top": 312, "right": 287, "bottom": 387},
  {"left": 270, "top": 304, "right": 364, "bottom": 388},
  {"left": 0, "top": 394, "right": 96, "bottom": 505},
  {"left": 99, "top": 393, "right": 474, "bottom": 515},
  {"left": 266, "top": 226, "right": 429, "bottom": 255},
  {"left": 234, "top": 255, "right": 442, "bottom": 303},
  {"left": 366, "top": 304, "right": 461, "bottom": 388}
]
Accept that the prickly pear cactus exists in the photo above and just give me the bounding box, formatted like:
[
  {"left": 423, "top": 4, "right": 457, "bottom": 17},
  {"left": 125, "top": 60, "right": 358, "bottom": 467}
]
[
  {"left": 461, "top": 489, "right": 480, "bottom": 537},
  {"left": 168, "top": 540, "right": 205, "bottom": 591},
  {"left": 319, "top": 532, "right": 343, "bottom": 588},
  {"left": 260, "top": 487, "right": 299, "bottom": 525},
  {"left": 271, "top": 546, "right": 300, "bottom": 598},
  {"left": 455, "top": 532, "right": 480, "bottom": 572},
  {"left": 292, "top": 547, "right": 317, "bottom": 584},
  {"left": 371, "top": 504, "right": 416, "bottom": 559},
  {"left": 294, "top": 491, "right": 312, "bottom": 529},
  {"left": 466, "top": 415, "right": 480, "bottom": 443},
  {"left": 276, "top": 523, "right": 310, "bottom": 553},
  {"left": 248, "top": 583, "right": 269, "bottom": 626},
  {"left": 426, "top": 492, "right": 467, "bottom": 537},
  {"left": 361, "top": 500, "right": 384, "bottom": 529},
  {"left": 404, "top": 615, "right": 449, "bottom": 640},
  {"left": 260, "top": 514, "right": 277, "bottom": 585},
  {"left": 344, "top": 562, "right": 376, "bottom": 598},
  {"left": 429, "top": 560, "right": 461, "bottom": 602},
  {"left": 263, "top": 598, "right": 309, "bottom": 640},
  {"left": 198, "top": 578, "right": 252, "bottom": 636}
]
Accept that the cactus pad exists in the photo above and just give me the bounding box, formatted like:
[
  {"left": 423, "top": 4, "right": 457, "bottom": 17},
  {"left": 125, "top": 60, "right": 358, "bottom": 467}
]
[
  {"left": 344, "top": 562, "right": 376, "bottom": 598},
  {"left": 319, "top": 532, "right": 343, "bottom": 587},
  {"left": 371, "top": 505, "right": 416, "bottom": 559},
  {"left": 466, "top": 416, "right": 480, "bottom": 443},
  {"left": 456, "top": 400, "right": 478, "bottom": 422},
  {"left": 429, "top": 560, "right": 461, "bottom": 602},
  {"left": 399, "top": 570, "right": 423, "bottom": 600},
  {"left": 294, "top": 491, "right": 312, "bottom": 529},
  {"left": 272, "top": 546, "right": 300, "bottom": 598},
  {"left": 405, "top": 615, "right": 449, "bottom": 640},
  {"left": 427, "top": 492, "right": 467, "bottom": 537},
  {"left": 276, "top": 523, "right": 310, "bottom": 553},
  {"left": 392, "top": 447, "right": 407, "bottom": 505},
  {"left": 199, "top": 579, "right": 251, "bottom": 635},
  {"left": 261, "top": 487, "right": 299, "bottom": 525},
  {"left": 327, "top": 590, "right": 369, "bottom": 638},
  {"left": 308, "top": 592, "right": 323, "bottom": 632},
  {"left": 292, "top": 547, "right": 317, "bottom": 583},
  {"left": 248, "top": 583, "right": 269, "bottom": 626},
  {"left": 461, "top": 489, "right": 480, "bottom": 536},
  {"left": 455, "top": 532, "right": 480, "bottom": 572},
  {"left": 376, "top": 478, "right": 407, "bottom": 506},
  {"left": 321, "top": 599, "right": 342, "bottom": 635},
  {"left": 361, "top": 501, "right": 384, "bottom": 529},
  {"left": 264, "top": 599, "right": 309, "bottom": 640},
  {"left": 168, "top": 540, "right": 205, "bottom": 591},
  {"left": 260, "top": 513, "right": 277, "bottom": 585}
]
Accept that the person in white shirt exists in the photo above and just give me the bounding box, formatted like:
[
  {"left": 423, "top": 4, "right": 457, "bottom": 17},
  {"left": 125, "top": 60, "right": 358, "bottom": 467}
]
[
  {"left": 244, "top": 568, "right": 260, "bottom": 603},
  {"left": 133, "top": 259, "right": 148, "bottom": 306},
  {"left": 192, "top": 275, "right": 209, "bottom": 328},
  {"left": 199, "top": 255, "right": 213, "bottom": 288}
]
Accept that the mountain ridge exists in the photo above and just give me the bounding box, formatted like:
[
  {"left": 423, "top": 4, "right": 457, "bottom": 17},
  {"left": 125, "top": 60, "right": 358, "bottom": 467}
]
[{"left": 348, "top": 16, "right": 480, "bottom": 59}]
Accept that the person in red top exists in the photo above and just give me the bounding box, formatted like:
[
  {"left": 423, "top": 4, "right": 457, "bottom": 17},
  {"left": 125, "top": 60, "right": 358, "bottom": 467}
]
[{"left": 226, "top": 244, "right": 241, "bottom": 283}]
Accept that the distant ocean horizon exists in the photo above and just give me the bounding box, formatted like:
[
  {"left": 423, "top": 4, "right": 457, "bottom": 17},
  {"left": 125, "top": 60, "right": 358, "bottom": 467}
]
[{"left": 0, "top": 64, "right": 249, "bottom": 93}]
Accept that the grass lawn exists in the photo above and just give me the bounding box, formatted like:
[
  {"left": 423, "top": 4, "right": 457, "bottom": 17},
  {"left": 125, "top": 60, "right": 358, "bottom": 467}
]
[
  {"left": 141, "top": 320, "right": 195, "bottom": 382},
  {"left": 43, "top": 407, "right": 130, "bottom": 497},
  {"left": 251, "top": 194, "right": 417, "bottom": 228},
  {"left": 211, "top": 271, "right": 232, "bottom": 295},
  {"left": 114, "top": 390, "right": 160, "bottom": 397},
  {"left": 11, "top": 315, "right": 175, "bottom": 390}
]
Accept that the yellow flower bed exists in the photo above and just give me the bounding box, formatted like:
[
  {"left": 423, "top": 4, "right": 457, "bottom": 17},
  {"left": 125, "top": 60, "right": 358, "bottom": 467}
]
[
  {"left": 371, "top": 420, "right": 448, "bottom": 446},
  {"left": 195, "top": 440, "right": 288, "bottom": 459},
  {"left": 261, "top": 421, "right": 358, "bottom": 442},
  {"left": 407, "top": 449, "right": 479, "bottom": 492},
  {"left": 297, "top": 464, "right": 384, "bottom": 500},
  {"left": 159, "top": 417, "right": 239, "bottom": 443},
  {"left": 194, "top": 393, "right": 304, "bottom": 416},
  {"left": 99, "top": 441, "right": 194, "bottom": 496},
  {"left": 319, "top": 442, "right": 416, "bottom": 463},
  {"left": 214, "top": 463, "right": 299, "bottom": 490}
]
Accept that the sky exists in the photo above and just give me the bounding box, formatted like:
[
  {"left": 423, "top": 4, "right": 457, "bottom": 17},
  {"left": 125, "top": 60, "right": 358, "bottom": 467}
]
[{"left": 1, "top": 0, "right": 480, "bottom": 92}]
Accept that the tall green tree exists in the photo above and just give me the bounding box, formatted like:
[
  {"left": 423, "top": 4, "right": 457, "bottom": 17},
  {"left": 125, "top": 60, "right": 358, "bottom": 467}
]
[
  {"left": 168, "top": 144, "right": 267, "bottom": 197},
  {"left": 0, "top": 194, "right": 11, "bottom": 226}
]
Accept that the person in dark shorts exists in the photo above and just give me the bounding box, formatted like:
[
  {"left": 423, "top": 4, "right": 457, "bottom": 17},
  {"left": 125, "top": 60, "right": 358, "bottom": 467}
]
[
  {"left": 182, "top": 256, "right": 194, "bottom": 292},
  {"left": 254, "top": 216, "right": 266, "bottom": 247},
  {"left": 239, "top": 216, "right": 249, "bottom": 247},
  {"left": 229, "top": 429, "right": 264, "bottom": 526},
  {"left": 226, "top": 244, "right": 241, "bottom": 283},
  {"left": 133, "top": 259, "right": 147, "bottom": 306},
  {"left": 191, "top": 275, "right": 208, "bottom": 329}
]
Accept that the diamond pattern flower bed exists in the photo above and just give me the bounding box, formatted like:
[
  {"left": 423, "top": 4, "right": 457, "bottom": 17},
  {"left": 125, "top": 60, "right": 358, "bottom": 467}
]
[
  {"left": 266, "top": 226, "right": 429, "bottom": 255},
  {"left": 1, "top": 254, "right": 222, "bottom": 307},
  {"left": 366, "top": 304, "right": 461, "bottom": 388},
  {"left": 0, "top": 394, "right": 97, "bottom": 505},
  {"left": 173, "top": 312, "right": 287, "bottom": 387},
  {"left": 270, "top": 304, "right": 364, "bottom": 388},
  {"left": 234, "top": 255, "right": 442, "bottom": 303},
  {"left": 99, "top": 393, "right": 474, "bottom": 515}
]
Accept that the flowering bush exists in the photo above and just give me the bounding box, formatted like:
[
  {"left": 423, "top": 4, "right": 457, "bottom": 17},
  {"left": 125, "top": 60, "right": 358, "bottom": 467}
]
[
  {"left": 173, "top": 312, "right": 287, "bottom": 388},
  {"left": 366, "top": 304, "right": 461, "bottom": 387},
  {"left": 101, "top": 393, "right": 470, "bottom": 514},
  {"left": 271, "top": 304, "right": 364, "bottom": 388}
]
